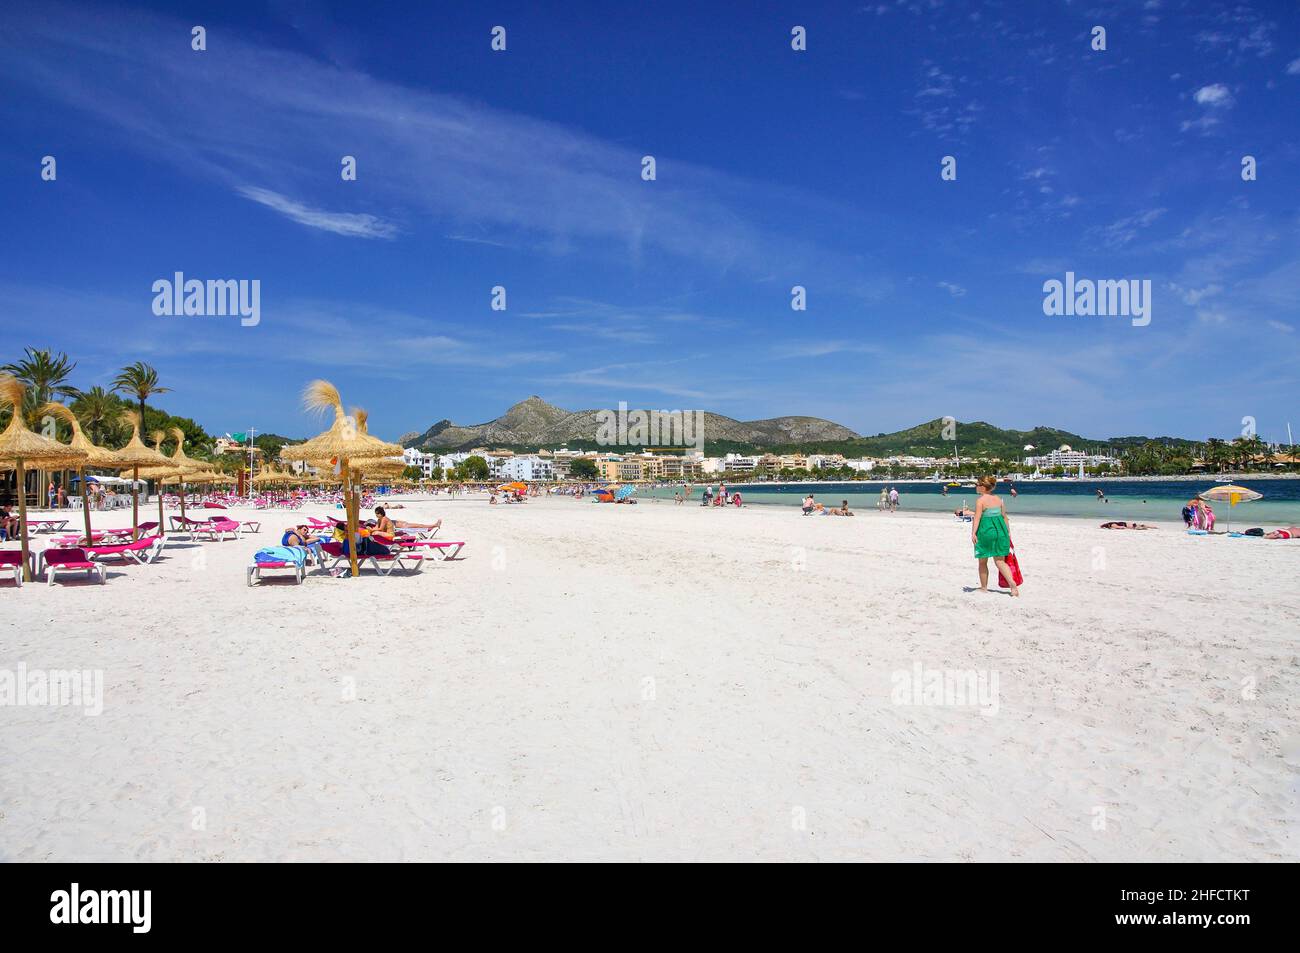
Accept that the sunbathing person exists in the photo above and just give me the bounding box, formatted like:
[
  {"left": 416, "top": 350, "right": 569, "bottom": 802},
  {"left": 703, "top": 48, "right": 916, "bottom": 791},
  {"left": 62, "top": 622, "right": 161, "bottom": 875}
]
[
  {"left": 828, "top": 500, "right": 854, "bottom": 516},
  {"left": 373, "top": 506, "right": 441, "bottom": 536},
  {"left": 1100, "top": 521, "right": 1156, "bottom": 530},
  {"left": 281, "top": 525, "right": 324, "bottom": 559},
  {"left": 1264, "top": 526, "right": 1300, "bottom": 539},
  {"left": 954, "top": 507, "right": 975, "bottom": 520}
]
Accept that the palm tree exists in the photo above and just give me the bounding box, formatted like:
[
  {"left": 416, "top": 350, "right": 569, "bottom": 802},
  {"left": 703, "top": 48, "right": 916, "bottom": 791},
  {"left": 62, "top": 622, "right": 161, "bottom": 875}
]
[
  {"left": 112, "top": 361, "right": 171, "bottom": 421},
  {"left": 71, "top": 386, "right": 120, "bottom": 446},
  {"left": 2, "top": 347, "right": 80, "bottom": 415},
  {"left": 2, "top": 348, "right": 80, "bottom": 502},
  {"left": 1204, "top": 437, "right": 1229, "bottom": 473}
]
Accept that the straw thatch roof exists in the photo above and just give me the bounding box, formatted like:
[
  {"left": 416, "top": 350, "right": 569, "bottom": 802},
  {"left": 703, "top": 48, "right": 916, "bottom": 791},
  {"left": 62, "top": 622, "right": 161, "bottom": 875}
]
[
  {"left": 252, "top": 466, "right": 297, "bottom": 486},
  {"left": 351, "top": 455, "right": 407, "bottom": 475},
  {"left": 39, "top": 401, "right": 119, "bottom": 467},
  {"left": 137, "top": 429, "right": 183, "bottom": 480},
  {"left": 174, "top": 469, "right": 235, "bottom": 485},
  {"left": 104, "top": 409, "right": 173, "bottom": 470},
  {"left": 165, "top": 426, "right": 207, "bottom": 474},
  {"left": 280, "top": 381, "right": 403, "bottom": 463},
  {"left": 0, "top": 376, "right": 89, "bottom": 467}
]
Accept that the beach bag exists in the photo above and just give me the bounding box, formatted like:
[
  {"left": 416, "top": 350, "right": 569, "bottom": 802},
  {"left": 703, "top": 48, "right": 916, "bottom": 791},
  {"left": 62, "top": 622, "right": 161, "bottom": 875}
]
[{"left": 998, "top": 538, "right": 1024, "bottom": 588}]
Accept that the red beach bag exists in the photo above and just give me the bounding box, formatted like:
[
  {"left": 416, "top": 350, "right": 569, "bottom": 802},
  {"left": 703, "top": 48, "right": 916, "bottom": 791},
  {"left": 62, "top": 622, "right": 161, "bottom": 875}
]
[{"left": 998, "top": 538, "right": 1024, "bottom": 588}]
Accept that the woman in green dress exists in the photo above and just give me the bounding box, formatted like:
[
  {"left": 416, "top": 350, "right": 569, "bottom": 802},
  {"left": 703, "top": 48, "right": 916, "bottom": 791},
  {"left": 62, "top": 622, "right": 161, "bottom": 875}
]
[{"left": 971, "top": 476, "right": 1019, "bottom": 596}]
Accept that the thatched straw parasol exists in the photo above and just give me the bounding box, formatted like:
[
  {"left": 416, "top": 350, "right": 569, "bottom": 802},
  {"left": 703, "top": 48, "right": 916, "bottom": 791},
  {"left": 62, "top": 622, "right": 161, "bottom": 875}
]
[
  {"left": 160, "top": 427, "right": 206, "bottom": 528},
  {"left": 101, "top": 409, "right": 172, "bottom": 540},
  {"left": 252, "top": 466, "right": 295, "bottom": 486},
  {"left": 280, "top": 381, "right": 402, "bottom": 576},
  {"left": 0, "top": 377, "right": 88, "bottom": 581},
  {"left": 136, "top": 430, "right": 181, "bottom": 534},
  {"left": 40, "top": 402, "right": 119, "bottom": 545}
]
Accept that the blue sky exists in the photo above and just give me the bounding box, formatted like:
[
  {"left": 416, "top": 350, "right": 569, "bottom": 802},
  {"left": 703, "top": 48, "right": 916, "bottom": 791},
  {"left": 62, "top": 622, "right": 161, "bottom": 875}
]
[{"left": 0, "top": 0, "right": 1297, "bottom": 443}]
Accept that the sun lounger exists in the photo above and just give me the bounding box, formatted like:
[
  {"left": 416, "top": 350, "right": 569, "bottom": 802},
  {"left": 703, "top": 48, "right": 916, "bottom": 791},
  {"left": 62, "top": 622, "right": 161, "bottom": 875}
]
[
  {"left": 169, "top": 515, "right": 216, "bottom": 539},
  {"left": 393, "top": 538, "right": 465, "bottom": 560},
  {"left": 44, "top": 548, "right": 107, "bottom": 586},
  {"left": 27, "top": 519, "right": 69, "bottom": 534},
  {"left": 319, "top": 541, "right": 424, "bottom": 576},
  {"left": 240, "top": 521, "right": 262, "bottom": 534},
  {"left": 199, "top": 518, "right": 241, "bottom": 541},
  {"left": 0, "top": 550, "right": 28, "bottom": 586},
  {"left": 247, "top": 559, "right": 305, "bottom": 586},
  {"left": 51, "top": 531, "right": 110, "bottom": 547},
  {"left": 84, "top": 534, "right": 165, "bottom": 565}
]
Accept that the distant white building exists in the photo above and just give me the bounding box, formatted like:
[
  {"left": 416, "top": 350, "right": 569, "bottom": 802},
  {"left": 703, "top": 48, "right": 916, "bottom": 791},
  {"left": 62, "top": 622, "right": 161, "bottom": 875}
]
[
  {"left": 495, "top": 455, "right": 555, "bottom": 481},
  {"left": 1024, "top": 444, "right": 1119, "bottom": 470},
  {"left": 721, "top": 453, "right": 759, "bottom": 472}
]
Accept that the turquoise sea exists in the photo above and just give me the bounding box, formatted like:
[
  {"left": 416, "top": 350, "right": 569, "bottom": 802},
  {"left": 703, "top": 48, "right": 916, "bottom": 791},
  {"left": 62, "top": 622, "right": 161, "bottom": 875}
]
[{"left": 639, "top": 477, "right": 1300, "bottom": 526}]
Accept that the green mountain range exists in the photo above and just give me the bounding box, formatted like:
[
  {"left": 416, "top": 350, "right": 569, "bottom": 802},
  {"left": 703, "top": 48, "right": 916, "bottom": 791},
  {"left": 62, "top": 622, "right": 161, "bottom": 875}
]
[{"left": 398, "top": 398, "right": 1200, "bottom": 459}]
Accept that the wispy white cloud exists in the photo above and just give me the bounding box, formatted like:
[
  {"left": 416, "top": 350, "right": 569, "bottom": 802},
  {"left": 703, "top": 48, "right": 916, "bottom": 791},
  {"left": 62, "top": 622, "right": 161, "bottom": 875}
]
[
  {"left": 1192, "top": 83, "right": 1234, "bottom": 107},
  {"left": 770, "top": 341, "right": 880, "bottom": 359},
  {"left": 0, "top": 4, "right": 884, "bottom": 293},
  {"left": 236, "top": 186, "right": 398, "bottom": 239},
  {"left": 1092, "top": 208, "right": 1167, "bottom": 249}
]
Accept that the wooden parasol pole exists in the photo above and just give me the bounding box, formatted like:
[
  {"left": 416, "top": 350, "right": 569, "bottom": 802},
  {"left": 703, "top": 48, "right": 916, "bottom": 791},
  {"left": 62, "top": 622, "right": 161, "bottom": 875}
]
[
  {"left": 343, "top": 459, "right": 359, "bottom": 577},
  {"left": 16, "top": 457, "right": 31, "bottom": 582},
  {"left": 132, "top": 465, "right": 140, "bottom": 541},
  {"left": 79, "top": 467, "right": 92, "bottom": 543}
]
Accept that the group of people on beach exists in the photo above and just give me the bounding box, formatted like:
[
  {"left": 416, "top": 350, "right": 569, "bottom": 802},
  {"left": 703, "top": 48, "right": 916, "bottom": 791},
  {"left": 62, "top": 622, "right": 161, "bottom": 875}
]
[
  {"left": 1181, "top": 498, "right": 1216, "bottom": 530},
  {"left": 279, "top": 506, "right": 443, "bottom": 561},
  {"left": 693, "top": 485, "right": 742, "bottom": 507},
  {"left": 801, "top": 494, "right": 853, "bottom": 516}
]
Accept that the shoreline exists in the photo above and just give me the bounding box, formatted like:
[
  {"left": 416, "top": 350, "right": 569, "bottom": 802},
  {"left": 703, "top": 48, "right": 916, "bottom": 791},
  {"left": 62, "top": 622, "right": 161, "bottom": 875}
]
[{"left": 665, "top": 473, "right": 1300, "bottom": 488}]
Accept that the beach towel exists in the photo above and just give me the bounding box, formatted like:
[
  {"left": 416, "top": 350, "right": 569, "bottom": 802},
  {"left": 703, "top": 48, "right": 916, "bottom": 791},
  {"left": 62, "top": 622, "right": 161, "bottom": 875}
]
[
  {"left": 997, "top": 538, "right": 1024, "bottom": 588},
  {"left": 254, "top": 546, "right": 306, "bottom": 566}
]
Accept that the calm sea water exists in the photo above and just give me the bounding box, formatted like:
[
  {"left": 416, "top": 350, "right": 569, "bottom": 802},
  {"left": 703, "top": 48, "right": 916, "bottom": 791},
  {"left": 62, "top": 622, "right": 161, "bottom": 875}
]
[{"left": 640, "top": 478, "right": 1300, "bottom": 525}]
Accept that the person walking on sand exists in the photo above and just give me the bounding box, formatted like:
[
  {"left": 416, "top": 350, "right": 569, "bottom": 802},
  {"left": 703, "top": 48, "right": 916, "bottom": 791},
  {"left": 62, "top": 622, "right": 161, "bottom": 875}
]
[
  {"left": 971, "top": 475, "right": 1019, "bottom": 596},
  {"left": 888, "top": 486, "right": 900, "bottom": 512}
]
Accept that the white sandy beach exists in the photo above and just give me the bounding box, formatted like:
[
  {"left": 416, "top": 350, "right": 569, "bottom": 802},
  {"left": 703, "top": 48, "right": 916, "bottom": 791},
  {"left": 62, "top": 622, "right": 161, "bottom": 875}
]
[{"left": 2, "top": 496, "right": 1296, "bottom": 862}]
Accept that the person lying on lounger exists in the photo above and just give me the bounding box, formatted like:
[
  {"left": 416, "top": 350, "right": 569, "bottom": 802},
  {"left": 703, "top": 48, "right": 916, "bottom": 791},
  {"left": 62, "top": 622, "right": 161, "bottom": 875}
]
[
  {"left": 282, "top": 525, "right": 324, "bottom": 558},
  {"left": 373, "top": 506, "right": 441, "bottom": 537},
  {"left": 1100, "top": 521, "right": 1156, "bottom": 530},
  {"left": 282, "top": 525, "right": 322, "bottom": 546}
]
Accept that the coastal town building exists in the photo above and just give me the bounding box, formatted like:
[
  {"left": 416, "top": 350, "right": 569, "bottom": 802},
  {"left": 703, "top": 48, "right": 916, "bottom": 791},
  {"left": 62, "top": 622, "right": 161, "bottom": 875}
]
[{"left": 1023, "top": 444, "right": 1120, "bottom": 470}]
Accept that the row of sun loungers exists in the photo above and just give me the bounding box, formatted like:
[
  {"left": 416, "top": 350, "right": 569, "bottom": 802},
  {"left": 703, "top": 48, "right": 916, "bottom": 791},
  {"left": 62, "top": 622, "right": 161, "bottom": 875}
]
[
  {"left": 4, "top": 514, "right": 465, "bottom": 588},
  {"left": 247, "top": 535, "right": 465, "bottom": 585}
]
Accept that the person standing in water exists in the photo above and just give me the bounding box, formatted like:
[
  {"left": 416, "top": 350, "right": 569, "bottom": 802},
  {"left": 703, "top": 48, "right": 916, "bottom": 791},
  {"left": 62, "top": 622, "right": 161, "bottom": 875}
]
[{"left": 971, "top": 475, "right": 1019, "bottom": 596}]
